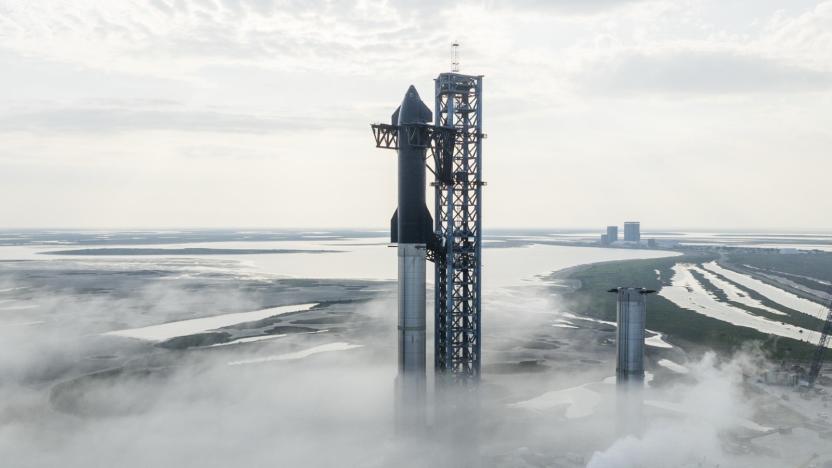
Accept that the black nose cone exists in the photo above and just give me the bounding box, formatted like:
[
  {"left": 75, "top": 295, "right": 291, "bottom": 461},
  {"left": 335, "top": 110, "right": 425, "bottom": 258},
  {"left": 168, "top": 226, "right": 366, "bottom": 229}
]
[{"left": 397, "top": 85, "right": 432, "bottom": 125}]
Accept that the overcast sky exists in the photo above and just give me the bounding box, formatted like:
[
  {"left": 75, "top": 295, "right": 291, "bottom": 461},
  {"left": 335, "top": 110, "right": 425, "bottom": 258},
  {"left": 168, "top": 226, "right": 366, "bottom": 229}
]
[{"left": 0, "top": 0, "right": 830, "bottom": 230}]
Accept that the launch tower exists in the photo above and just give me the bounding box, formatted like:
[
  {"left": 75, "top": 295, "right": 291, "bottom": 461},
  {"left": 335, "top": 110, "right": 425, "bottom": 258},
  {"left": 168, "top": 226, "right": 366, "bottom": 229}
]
[
  {"left": 371, "top": 61, "right": 485, "bottom": 395},
  {"left": 432, "top": 72, "right": 484, "bottom": 385}
]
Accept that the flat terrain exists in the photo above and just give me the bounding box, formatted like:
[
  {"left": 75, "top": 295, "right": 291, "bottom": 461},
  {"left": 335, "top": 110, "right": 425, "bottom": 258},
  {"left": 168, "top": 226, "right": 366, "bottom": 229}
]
[
  {"left": 3, "top": 230, "right": 832, "bottom": 467},
  {"left": 43, "top": 248, "right": 341, "bottom": 255},
  {"left": 557, "top": 252, "right": 826, "bottom": 360}
]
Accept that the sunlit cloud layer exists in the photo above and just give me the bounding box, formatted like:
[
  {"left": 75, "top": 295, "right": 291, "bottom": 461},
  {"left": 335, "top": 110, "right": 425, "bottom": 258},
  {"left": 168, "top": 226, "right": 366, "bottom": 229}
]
[{"left": 0, "top": 0, "right": 830, "bottom": 229}]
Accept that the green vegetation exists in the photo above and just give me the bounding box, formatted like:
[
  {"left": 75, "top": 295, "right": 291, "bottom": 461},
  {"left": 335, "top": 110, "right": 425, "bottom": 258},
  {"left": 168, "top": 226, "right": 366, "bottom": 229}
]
[
  {"left": 157, "top": 332, "right": 231, "bottom": 349},
  {"left": 558, "top": 254, "right": 818, "bottom": 360},
  {"left": 726, "top": 251, "right": 832, "bottom": 285},
  {"left": 692, "top": 268, "right": 826, "bottom": 332}
]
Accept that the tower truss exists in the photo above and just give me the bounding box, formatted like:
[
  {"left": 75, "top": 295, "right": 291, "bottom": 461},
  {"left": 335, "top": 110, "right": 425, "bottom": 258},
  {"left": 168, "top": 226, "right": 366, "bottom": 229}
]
[
  {"left": 808, "top": 301, "right": 832, "bottom": 388},
  {"left": 433, "top": 73, "right": 484, "bottom": 384}
]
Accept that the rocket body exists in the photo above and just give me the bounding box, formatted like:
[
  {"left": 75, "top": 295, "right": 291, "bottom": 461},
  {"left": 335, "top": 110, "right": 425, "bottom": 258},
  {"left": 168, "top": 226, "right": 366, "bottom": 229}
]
[
  {"left": 391, "top": 86, "right": 432, "bottom": 431},
  {"left": 615, "top": 288, "right": 647, "bottom": 384},
  {"left": 610, "top": 287, "right": 654, "bottom": 436},
  {"left": 394, "top": 86, "right": 431, "bottom": 244},
  {"left": 396, "top": 243, "right": 426, "bottom": 429}
]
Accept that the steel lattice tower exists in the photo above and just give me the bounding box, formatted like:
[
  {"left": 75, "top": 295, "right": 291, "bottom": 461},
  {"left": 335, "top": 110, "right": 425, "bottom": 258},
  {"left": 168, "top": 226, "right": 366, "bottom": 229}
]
[
  {"left": 808, "top": 301, "right": 832, "bottom": 387},
  {"left": 433, "top": 73, "right": 484, "bottom": 383}
]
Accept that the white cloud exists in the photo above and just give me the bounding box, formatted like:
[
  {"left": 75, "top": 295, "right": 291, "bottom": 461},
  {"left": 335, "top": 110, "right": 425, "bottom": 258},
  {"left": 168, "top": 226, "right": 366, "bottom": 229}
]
[
  {"left": 0, "top": 104, "right": 336, "bottom": 134},
  {"left": 0, "top": 0, "right": 831, "bottom": 229},
  {"left": 577, "top": 48, "right": 832, "bottom": 95}
]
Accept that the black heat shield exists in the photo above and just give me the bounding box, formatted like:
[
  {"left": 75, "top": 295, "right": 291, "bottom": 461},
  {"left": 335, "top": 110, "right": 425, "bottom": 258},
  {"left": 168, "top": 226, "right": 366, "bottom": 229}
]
[{"left": 390, "top": 206, "right": 433, "bottom": 245}]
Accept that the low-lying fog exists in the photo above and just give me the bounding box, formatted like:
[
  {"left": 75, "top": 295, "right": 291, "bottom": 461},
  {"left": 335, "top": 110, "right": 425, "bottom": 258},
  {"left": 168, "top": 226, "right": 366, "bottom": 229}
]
[{"left": 0, "top": 233, "right": 824, "bottom": 467}]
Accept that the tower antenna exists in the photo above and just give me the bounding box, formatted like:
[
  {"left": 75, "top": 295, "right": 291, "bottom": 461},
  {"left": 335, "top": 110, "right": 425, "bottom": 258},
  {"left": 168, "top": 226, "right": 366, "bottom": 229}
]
[{"left": 451, "top": 41, "right": 460, "bottom": 72}]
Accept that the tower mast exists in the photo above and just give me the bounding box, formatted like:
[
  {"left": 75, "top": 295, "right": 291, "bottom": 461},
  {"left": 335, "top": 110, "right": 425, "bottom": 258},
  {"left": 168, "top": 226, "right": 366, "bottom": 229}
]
[{"left": 433, "top": 45, "right": 485, "bottom": 385}]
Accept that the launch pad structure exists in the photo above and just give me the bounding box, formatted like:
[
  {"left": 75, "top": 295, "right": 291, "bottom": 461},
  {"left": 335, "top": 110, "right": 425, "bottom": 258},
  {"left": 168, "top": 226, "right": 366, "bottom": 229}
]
[
  {"left": 432, "top": 73, "right": 484, "bottom": 384},
  {"left": 371, "top": 72, "right": 484, "bottom": 386}
]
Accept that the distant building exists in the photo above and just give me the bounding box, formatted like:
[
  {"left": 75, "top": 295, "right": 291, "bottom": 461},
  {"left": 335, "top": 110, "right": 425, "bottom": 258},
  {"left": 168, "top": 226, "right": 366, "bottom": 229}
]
[
  {"left": 601, "top": 234, "right": 609, "bottom": 244},
  {"left": 606, "top": 226, "right": 618, "bottom": 243},
  {"left": 624, "top": 222, "right": 640, "bottom": 242}
]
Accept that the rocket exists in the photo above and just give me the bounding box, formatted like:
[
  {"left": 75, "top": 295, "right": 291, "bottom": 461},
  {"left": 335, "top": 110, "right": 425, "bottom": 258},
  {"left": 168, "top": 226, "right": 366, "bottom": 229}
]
[
  {"left": 390, "top": 85, "right": 433, "bottom": 430},
  {"left": 609, "top": 287, "right": 655, "bottom": 436},
  {"left": 390, "top": 85, "right": 434, "bottom": 246},
  {"left": 608, "top": 287, "right": 655, "bottom": 384}
]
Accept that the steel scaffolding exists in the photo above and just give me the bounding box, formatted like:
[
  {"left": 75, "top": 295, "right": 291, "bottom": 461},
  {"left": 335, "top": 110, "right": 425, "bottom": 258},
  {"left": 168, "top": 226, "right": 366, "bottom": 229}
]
[
  {"left": 433, "top": 73, "right": 484, "bottom": 384},
  {"left": 808, "top": 301, "right": 832, "bottom": 388}
]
